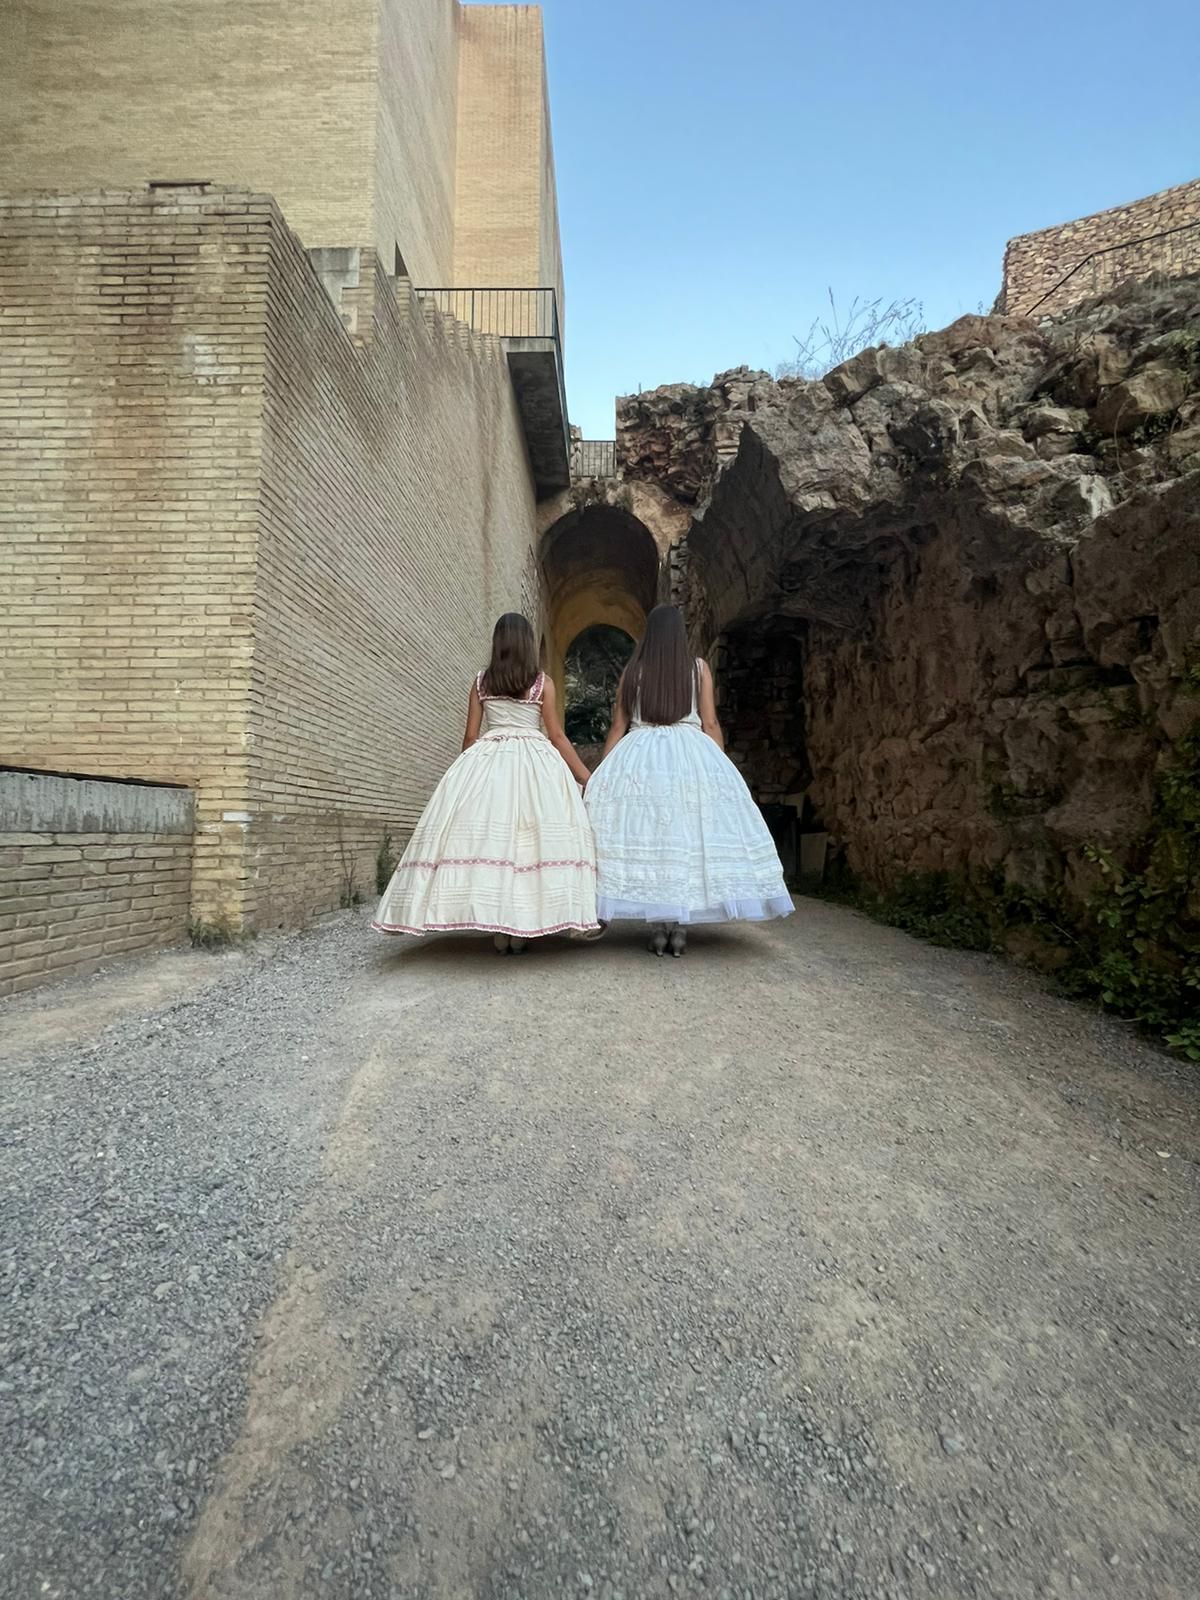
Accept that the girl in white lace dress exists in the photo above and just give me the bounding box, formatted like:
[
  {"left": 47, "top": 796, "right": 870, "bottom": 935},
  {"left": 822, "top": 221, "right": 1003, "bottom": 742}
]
[
  {"left": 585, "top": 605, "right": 793, "bottom": 956},
  {"left": 373, "top": 614, "right": 599, "bottom": 952}
]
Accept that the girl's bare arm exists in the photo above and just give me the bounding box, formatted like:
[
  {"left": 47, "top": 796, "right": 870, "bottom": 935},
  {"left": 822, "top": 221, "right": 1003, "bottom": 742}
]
[
  {"left": 598, "top": 672, "right": 631, "bottom": 762},
  {"left": 540, "top": 678, "right": 592, "bottom": 787},
  {"left": 697, "top": 660, "right": 725, "bottom": 749},
  {"left": 461, "top": 682, "right": 483, "bottom": 751}
]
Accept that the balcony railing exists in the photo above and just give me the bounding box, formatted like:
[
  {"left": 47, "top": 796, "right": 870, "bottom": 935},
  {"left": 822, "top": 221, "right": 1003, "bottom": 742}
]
[
  {"left": 415, "top": 286, "right": 562, "bottom": 344},
  {"left": 415, "top": 286, "right": 569, "bottom": 495},
  {"left": 573, "top": 439, "right": 617, "bottom": 478}
]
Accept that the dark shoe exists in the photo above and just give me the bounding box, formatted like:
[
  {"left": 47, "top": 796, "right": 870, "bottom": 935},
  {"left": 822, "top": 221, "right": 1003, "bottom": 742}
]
[
  {"left": 668, "top": 926, "right": 687, "bottom": 958},
  {"left": 648, "top": 927, "right": 668, "bottom": 957}
]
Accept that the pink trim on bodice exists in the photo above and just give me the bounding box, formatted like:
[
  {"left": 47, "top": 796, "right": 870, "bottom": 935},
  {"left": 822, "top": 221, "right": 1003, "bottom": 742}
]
[{"left": 476, "top": 669, "right": 545, "bottom": 705}]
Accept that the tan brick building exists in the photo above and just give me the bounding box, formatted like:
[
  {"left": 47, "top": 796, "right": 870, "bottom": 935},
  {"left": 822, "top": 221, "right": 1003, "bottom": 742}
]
[
  {"left": 0, "top": 3, "right": 570, "bottom": 993},
  {"left": 0, "top": 0, "right": 562, "bottom": 297}
]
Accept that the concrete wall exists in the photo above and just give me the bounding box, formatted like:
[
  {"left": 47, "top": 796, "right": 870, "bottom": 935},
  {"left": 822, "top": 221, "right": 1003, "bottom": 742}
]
[
  {"left": 1001, "top": 178, "right": 1200, "bottom": 317},
  {"left": 454, "top": 7, "right": 565, "bottom": 326},
  {"left": 0, "top": 0, "right": 378, "bottom": 254},
  {"left": 0, "top": 187, "right": 542, "bottom": 948},
  {"left": 0, "top": 772, "right": 194, "bottom": 997}
]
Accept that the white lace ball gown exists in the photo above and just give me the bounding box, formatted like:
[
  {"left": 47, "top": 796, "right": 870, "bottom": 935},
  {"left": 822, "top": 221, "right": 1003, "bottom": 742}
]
[
  {"left": 585, "top": 667, "right": 794, "bottom": 925},
  {"left": 373, "top": 672, "right": 600, "bottom": 938}
]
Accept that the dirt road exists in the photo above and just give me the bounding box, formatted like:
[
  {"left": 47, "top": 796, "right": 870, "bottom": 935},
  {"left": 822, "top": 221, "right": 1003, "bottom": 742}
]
[{"left": 2, "top": 905, "right": 1197, "bottom": 1599}]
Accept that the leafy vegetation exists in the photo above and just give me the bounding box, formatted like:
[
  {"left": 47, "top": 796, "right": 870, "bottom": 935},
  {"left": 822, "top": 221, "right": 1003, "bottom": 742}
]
[{"left": 1077, "top": 725, "right": 1200, "bottom": 1059}]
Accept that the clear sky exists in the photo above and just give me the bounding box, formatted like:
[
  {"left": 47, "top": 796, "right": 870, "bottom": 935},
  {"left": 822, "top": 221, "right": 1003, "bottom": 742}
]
[{"left": 539, "top": 0, "right": 1200, "bottom": 439}]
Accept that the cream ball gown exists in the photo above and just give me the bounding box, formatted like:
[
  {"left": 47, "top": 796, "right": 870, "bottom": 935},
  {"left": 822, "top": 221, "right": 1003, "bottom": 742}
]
[{"left": 373, "top": 672, "right": 600, "bottom": 939}]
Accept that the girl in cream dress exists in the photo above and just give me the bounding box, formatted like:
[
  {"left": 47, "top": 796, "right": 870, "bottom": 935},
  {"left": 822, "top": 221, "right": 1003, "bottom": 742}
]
[{"left": 373, "top": 614, "right": 599, "bottom": 952}]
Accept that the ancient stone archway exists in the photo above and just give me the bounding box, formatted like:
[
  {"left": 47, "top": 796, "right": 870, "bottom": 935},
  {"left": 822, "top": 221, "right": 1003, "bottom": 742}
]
[{"left": 539, "top": 503, "right": 662, "bottom": 692}]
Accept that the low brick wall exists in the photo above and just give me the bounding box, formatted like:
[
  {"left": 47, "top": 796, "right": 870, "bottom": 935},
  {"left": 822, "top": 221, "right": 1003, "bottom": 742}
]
[{"left": 0, "top": 772, "right": 194, "bottom": 998}]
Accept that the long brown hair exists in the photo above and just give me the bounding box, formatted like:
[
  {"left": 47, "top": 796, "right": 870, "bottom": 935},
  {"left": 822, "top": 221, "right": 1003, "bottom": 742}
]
[
  {"left": 482, "top": 612, "right": 539, "bottom": 699},
  {"left": 619, "top": 604, "right": 697, "bottom": 725}
]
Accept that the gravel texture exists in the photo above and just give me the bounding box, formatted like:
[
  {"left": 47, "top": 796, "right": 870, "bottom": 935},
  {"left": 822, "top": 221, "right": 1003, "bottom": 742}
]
[{"left": 1, "top": 903, "right": 1197, "bottom": 1599}]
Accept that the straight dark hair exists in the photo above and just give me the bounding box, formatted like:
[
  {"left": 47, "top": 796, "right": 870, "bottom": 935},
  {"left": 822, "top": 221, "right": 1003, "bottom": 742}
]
[
  {"left": 619, "top": 604, "right": 697, "bottom": 726},
  {"left": 482, "top": 612, "right": 539, "bottom": 699}
]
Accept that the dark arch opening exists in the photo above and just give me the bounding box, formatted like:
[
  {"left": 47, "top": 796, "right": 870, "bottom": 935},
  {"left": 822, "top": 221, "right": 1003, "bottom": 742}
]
[
  {"left": 539, "top": 503, "right": 661, "bottom": 693},
  {"left": 563, "top": 624, "right": 635, "bottom": 744},
  {"left": 715, "top": 615, "right": 817, "bottom": 883}
]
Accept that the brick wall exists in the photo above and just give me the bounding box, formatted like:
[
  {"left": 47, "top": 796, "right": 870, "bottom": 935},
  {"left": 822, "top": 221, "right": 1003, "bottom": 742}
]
[
  {"left": 0, "top": 188, "right": 267, "bottom": 927},
  {"left": 376, "top": 0, "right": 460, "bottom": 282},
  {"left": 0, "top": 186, "right": 543, "bottom": 945},
  {"left": 1001, "top": 178, "right": 1200, "bottom": 317},
  {"left": 454, "top": 7, "right": 565, "bottom": 323},
  {"left": 247, "top": 226, "right": 541, "bottom": 929},
  {"left": 0, "top": 1, "right": 377, "bottom": 256},
  {"left": 0, "top": 2, "right": 565, "bottom": 294},
  {"left": 0, "top": 773, "right": 194, "bottom": 998}
]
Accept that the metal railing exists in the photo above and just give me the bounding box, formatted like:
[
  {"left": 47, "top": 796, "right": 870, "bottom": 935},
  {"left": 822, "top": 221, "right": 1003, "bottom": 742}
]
[
  {"left": 573, "top": 439, "right": 617, "bottom": 478},
  {"left": 414, "top": 286, "right": 562, "bottom": 344},
  {"left": 1020, "top": 218, "right": 1200, "bottom": 317}
]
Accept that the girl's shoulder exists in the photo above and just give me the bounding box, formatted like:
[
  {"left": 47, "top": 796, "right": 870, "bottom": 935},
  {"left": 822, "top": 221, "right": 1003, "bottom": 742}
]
[{"left": 476, "top": 669, "right": 545, "bottom": 703}]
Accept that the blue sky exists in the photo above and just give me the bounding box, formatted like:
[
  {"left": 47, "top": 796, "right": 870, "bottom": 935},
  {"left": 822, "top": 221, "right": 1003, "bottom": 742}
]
[{"left": 539, "top": 0, "right": 1200, "bottom": 438}]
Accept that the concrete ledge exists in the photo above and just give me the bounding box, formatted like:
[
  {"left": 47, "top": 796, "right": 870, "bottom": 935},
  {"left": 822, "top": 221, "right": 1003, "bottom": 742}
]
[
  {"left": 0, "top": 770, "right": 195, "bottom": 836},
  {"left": 505, "top": 338, "right": 570, "bottom": 494}
]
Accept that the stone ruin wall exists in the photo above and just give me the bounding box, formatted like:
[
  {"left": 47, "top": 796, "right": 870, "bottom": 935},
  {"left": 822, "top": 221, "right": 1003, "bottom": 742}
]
[
  {"left": 1000, "top": 177, "right": 1200, "bottom": 318},
  {"left": 616, "top": 274, "right": 1200, "bottom": 952},
  {"left": 0, "top": 186, "right": 541, "bottom": 981}
]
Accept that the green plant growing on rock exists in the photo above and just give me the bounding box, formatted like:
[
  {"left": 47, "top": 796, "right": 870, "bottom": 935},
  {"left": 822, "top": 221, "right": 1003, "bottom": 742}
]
[
  {"left": 875, "top": 872, "right": 992, "bottom": 951},
  {"left": 1077, "top": 724, "right": 1200, "bottom": 1058}
]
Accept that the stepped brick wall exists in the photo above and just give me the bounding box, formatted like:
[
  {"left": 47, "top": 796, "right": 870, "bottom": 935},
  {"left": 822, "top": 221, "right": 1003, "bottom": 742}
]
[{"left": 0, "top": 186, "right": 541, "bottom": 958}]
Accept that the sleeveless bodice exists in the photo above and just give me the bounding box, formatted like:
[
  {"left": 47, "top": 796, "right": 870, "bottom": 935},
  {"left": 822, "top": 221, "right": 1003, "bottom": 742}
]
[
  {"left": 478, "top": 670, "right": 546, "bottom": 736},
  {"left": 631, "top": 660, "right": 703, "bottom": 730}
]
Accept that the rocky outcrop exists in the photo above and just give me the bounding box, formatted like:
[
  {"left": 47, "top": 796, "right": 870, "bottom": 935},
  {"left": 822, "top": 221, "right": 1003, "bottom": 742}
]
[{"left": 616, "top": 276, "right": 1200, "bottom": 941}]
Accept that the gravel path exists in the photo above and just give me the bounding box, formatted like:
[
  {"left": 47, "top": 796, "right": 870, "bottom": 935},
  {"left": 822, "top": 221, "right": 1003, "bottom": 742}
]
[{"left": 2, "top": 904, "right": 1198, "bottom": 1600}]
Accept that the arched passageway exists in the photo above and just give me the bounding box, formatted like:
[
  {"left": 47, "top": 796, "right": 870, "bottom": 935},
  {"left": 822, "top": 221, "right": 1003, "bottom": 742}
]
[{"left": 540, "top": 503, "right": 661, "bottom": 696}]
